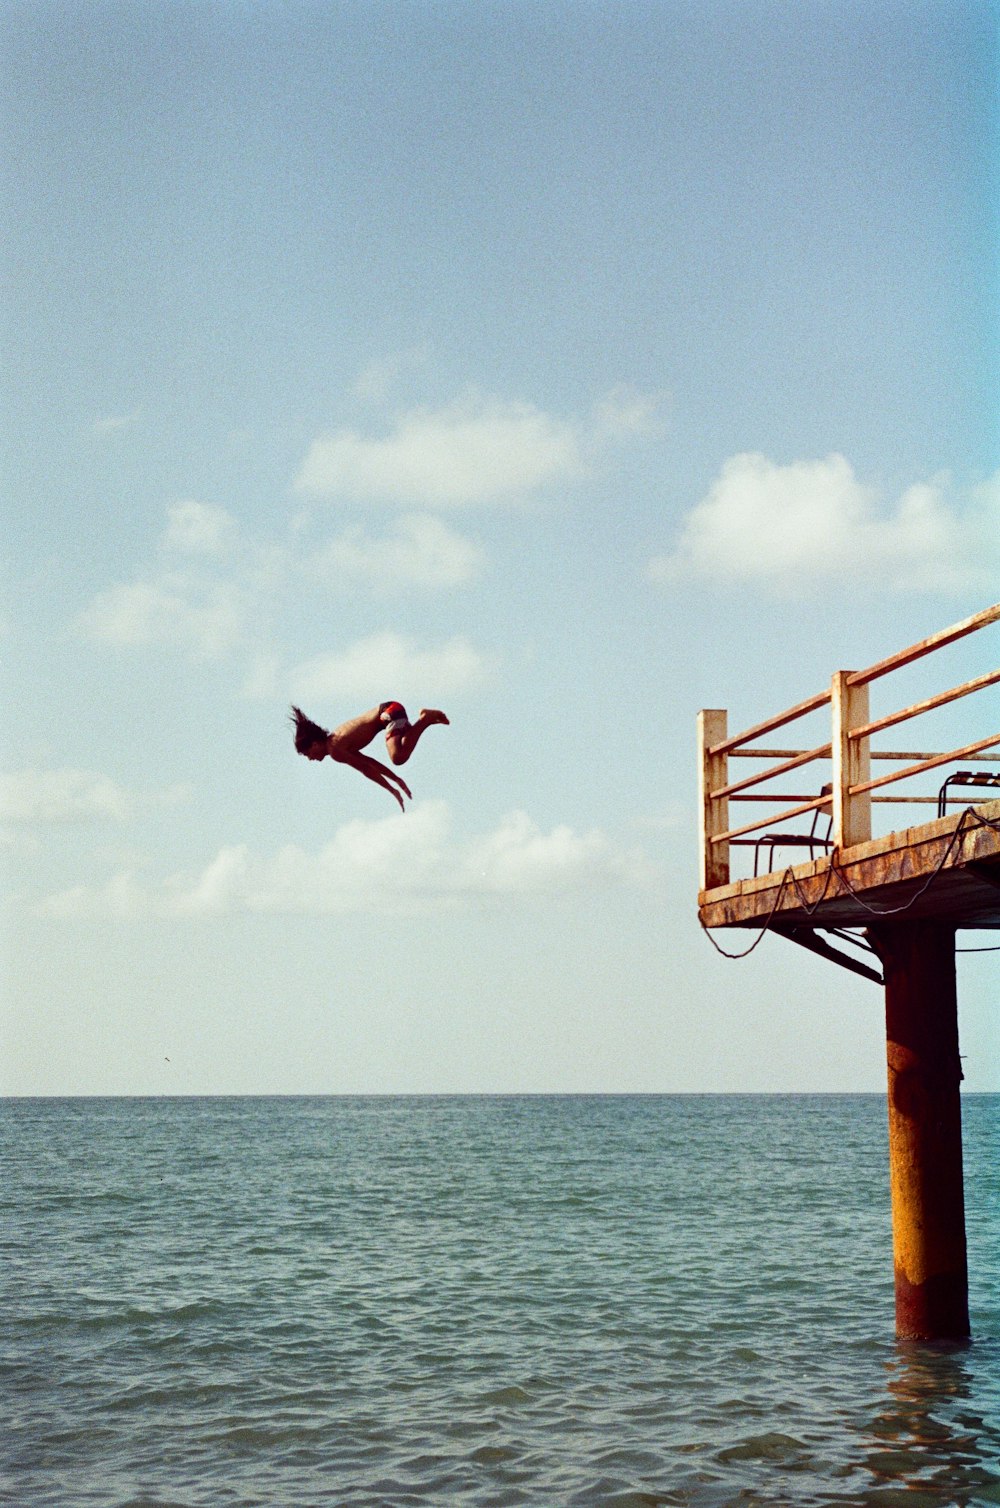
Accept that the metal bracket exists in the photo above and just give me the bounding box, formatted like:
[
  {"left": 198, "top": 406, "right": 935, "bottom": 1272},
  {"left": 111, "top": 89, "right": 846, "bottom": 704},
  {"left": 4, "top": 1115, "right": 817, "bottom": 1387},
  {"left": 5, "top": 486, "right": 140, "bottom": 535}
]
[{"left": 773, "top": 926, "right": 884, "bottom": 985}]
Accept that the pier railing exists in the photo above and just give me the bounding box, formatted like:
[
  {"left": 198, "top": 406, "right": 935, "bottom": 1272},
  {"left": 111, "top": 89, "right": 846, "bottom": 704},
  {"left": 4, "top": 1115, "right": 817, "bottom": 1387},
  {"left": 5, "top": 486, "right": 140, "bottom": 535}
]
[{"left": 698, "top": 602, "right": 1000, "bottom": 891}]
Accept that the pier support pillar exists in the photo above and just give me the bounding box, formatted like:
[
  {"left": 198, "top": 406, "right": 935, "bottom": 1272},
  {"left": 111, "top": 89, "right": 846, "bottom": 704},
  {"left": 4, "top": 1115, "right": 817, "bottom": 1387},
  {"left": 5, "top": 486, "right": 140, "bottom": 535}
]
[{"left": 869, "top": 921, "right": 969, "bottom": 1341}]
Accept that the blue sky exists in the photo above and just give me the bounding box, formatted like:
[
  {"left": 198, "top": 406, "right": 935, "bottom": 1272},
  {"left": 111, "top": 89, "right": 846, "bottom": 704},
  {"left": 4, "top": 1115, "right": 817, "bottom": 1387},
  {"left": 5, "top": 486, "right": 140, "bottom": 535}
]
[{"left": 3, "top": 0, "right": 998, "bottom": 1095}]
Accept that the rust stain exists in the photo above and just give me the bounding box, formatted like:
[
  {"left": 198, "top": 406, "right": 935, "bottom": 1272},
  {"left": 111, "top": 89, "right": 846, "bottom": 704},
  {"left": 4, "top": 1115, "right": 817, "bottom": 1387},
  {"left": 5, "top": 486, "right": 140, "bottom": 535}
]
[
  {"left": 894, "top": 1263, "right": 970, "bottom": 1342},
  {"left": 699, "top": 801, "right": 1000, "bottom": 932}
]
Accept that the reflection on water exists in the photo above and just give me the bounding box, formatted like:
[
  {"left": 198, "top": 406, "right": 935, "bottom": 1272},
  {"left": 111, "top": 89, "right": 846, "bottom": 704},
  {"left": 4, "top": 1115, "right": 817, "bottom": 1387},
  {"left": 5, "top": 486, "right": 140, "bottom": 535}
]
[{"left": 857, "top": 1341, "right": 1000, "bottom": 1506}]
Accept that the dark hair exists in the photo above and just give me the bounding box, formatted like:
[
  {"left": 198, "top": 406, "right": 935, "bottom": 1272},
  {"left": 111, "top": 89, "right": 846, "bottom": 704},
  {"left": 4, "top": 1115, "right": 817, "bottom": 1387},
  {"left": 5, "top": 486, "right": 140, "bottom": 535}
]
[{"left": 290, "top": 705, "right": 329, "bottom": 755}]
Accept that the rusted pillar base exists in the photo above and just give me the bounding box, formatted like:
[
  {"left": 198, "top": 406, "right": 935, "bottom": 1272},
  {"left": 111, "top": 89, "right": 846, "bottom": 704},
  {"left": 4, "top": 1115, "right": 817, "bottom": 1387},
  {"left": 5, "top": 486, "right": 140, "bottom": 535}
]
[{"left": 869, "top": 921, "right": 970, "bottom": 1341}]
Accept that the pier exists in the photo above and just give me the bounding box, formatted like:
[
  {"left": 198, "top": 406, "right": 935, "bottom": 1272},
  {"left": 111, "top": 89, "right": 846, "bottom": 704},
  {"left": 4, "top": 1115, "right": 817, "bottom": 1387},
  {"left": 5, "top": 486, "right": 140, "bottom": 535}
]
[{"left": 697, "top": 603, "right": 1000, "bottom": 1340}]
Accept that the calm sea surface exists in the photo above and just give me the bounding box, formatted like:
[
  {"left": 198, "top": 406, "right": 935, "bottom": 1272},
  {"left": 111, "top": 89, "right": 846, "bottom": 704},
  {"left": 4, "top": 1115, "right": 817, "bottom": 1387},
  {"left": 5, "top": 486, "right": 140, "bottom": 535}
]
[{"left": 2, "top": 1095, "right": 998, "bottom": 1507}]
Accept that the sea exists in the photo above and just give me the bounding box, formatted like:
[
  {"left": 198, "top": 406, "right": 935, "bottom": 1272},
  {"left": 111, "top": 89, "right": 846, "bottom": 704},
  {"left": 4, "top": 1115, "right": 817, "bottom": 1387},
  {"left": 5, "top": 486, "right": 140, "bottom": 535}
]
[{"left": 2, "top": 1094, "right": 998, "bottom": 1508}]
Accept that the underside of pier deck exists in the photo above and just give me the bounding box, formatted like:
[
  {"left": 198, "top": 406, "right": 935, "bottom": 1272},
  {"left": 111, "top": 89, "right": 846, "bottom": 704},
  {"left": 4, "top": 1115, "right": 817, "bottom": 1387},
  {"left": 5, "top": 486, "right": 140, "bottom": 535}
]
[{"left": 698, "top": 800, "right": 1000, "bottom": 932}]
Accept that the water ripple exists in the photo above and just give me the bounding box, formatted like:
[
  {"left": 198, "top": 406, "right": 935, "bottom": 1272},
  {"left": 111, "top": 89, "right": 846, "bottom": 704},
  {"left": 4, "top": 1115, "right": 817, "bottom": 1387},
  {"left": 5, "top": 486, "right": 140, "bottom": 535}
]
[{"left": 1, "top": 1094, "right": 998, "bottom": 1506}]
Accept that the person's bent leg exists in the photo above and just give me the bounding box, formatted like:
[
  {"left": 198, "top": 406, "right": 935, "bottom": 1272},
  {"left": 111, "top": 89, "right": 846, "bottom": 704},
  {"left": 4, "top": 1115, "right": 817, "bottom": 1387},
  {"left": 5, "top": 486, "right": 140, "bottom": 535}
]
[{"left": 386, "top": 709, "right": 449, "bottom": 766}]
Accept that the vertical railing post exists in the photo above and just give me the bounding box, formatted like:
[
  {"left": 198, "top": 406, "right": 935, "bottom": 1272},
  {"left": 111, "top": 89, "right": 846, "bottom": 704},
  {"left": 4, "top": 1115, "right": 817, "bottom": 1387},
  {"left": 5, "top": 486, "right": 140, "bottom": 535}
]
[
  {"left": 831, "top": 671, "right": 871, "bottom": 849},
  {"left": 698, "top": 709, "right": 729, "bottom": 891}
]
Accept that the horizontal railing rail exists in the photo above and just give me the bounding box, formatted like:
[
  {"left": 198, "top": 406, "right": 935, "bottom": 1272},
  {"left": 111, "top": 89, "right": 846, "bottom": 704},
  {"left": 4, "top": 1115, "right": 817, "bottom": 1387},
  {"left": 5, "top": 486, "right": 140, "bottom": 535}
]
[
  {"left": 730, "top": 746, "right": 1000, "bottom": 761},
  {"left": 726, "top": 791, "right": 989, "bottom": 804},
  {"left": 712, "top": 741, "right": 832, "bottom": 801},
  {"left": 850, "top": 669, "right": 1000, "bottom": 742},
  {"left": 850, "top": 734, "right": 1000, "bottom": 798},
  {"left": 698, "top": 602, "right": 1000, "bottom": 891},
  {"left": 710, "top": 794, "right": 830, "bottom": 848},
  {"left": 845, "top": 602, "right": 1000, "bottom": 687},
  {"left": 706, "top": 690, "right": 831, "bottom": 758}
]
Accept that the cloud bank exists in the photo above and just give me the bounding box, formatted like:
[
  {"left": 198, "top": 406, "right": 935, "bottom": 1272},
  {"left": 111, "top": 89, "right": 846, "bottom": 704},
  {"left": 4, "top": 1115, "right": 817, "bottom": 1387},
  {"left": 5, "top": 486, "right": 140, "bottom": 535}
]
[
  {"left": 79, "top": 576, "right": 248, "bottom": 660},
  {"left": 76, "top": 386, "right": 662, "bottom": 676},
  {"left": 288, "top": 632, "right": 488, "bottom": 703},
  {"left": 36, "top": 802, "right": 658, "bottom": 917},
  {"left": 310, "top": 513, "right": 484, "bottom": 590},
  {"left": 295, "top": 396, "right": 583, "bottom": 506},
  {"left": 650, "top": 455, "right": 1000, "bottom": 592},
  {"left": 78, "top": 501, "right": 486, "bottom": 669},
  {"left": 160, "top": 500, "right": 238, "bottom": 557},
  {"left": 1, "top": 769, "right": 190, "bottom": 826},
  {"left": 294, "top": 388, "right": 663, "bottom": 508}
]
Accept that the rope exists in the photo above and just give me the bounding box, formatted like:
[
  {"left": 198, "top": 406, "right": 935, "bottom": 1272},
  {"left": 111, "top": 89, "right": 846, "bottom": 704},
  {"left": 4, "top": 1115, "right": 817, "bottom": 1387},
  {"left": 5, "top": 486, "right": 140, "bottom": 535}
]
[
  {"left": 702, "top": 806, "right": 1000, "bottom": 960},
  {"left": 823, "top": 807, "right": 979, "bottom": 919},
  {"left": 699, "top": 869, "right": 793, "bottom": 959}
]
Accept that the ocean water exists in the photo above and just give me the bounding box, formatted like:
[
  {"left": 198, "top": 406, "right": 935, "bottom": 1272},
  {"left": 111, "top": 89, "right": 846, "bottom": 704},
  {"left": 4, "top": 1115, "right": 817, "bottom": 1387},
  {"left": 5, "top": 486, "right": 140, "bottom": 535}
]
[{"left": 2, "top": 1095, "right": 998, "bottom": 1508}]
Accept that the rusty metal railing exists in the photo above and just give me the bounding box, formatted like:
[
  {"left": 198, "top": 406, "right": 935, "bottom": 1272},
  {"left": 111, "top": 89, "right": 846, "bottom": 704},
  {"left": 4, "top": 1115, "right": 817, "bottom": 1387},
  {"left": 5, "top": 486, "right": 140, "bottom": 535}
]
[{"left": 698, "top": 602, "right": 1000, "bottom": 892}]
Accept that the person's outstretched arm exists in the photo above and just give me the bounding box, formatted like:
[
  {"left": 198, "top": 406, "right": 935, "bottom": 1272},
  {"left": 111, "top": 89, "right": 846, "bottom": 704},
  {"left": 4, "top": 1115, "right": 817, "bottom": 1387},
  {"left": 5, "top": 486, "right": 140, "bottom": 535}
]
[{"left": 337, "top": 751, "right": 412, "bottom": 811}]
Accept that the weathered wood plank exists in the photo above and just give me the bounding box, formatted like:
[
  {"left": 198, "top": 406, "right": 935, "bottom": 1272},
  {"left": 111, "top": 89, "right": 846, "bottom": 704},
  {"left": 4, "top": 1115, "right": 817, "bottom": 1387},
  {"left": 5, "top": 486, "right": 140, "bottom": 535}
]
[
  {"left": 851, "top": 668, "right": 1000, "bottom": 741},
  {"left": 699, "top": 800, "right": 1000, "bottom": 931},
  {"left": 707, "top": 690, "right": 830, "bottom": 757},
  {"left": 698, "top": 709, "right": 729, "bottom": 890},
  {"left": 846, "top": 601, "right": 1000, "bottom": 686},
  {"left": 832, "top": 670, "right": 871, "bottom": 847},
  {"left": 713, "top": 740, "right": 831, "bottom": 800},
  {"left": 852, "top": 734, "right": 1000, "bottom": 797}
]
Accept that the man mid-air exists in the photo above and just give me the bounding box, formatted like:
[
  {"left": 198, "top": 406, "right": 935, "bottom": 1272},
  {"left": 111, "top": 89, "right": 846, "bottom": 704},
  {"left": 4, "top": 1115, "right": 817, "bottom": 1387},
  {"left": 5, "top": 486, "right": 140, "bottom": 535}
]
[{"left": 290, "top": 702, "right": 449, "bottom": 812}]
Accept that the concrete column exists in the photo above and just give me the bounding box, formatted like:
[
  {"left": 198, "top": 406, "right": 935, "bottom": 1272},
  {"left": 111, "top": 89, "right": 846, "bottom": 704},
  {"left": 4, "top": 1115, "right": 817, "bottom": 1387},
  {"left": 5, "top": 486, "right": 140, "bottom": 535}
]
[{"left": 870, "top": 921, "right": 970, "bottom": 1341}]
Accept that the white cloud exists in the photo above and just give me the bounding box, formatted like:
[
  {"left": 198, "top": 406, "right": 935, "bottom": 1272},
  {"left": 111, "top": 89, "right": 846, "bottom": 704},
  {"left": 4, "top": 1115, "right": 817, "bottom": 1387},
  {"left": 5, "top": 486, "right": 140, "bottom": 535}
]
[
  {"left": 1, "top": 769, "right": 191, "bottom": 826},
  {"left": 37, "top": 870, "right": 155, "bottom": 919},
  {"left": 288, "top": 632, "right": 488, "bottom": 704},
  {"left": 649, "top": 454, "right": 1000, "bottom": 592},
  {"left": 35, "top": 801, "right": 659, "bottom": 917},
  {"left": 2, "top": 769, "right": 134, "bottom": 824},
  {"left": 79, "top": 576, "right": 247, "bottom": 660},
  {"left": 294, "top": 395, "right": 584, "bottom": 506},
  {"left": 310, "top": 513, "right": 485, "bottom": 590},
  {"left": 161, "top": 500, "right": 237, "bottom": 556},
  {"left": 93, "top": 411, "right": 140, "bottom": 435},
  {"left": 81, "top": 490, "right": 484, "bottom": 677},
  {"left": 461, "top": 809, "right": 652, "bottom": 892},
  {"left": 78, "top": 499, "right": 280, "bottom": 664},
  {"left": 592, "top": 385, "right": 667, "bottom": 439}
]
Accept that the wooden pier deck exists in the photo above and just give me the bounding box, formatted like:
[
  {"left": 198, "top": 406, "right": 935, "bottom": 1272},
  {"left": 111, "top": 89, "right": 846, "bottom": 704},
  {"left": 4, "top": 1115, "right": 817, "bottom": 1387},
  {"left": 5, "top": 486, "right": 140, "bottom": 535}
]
[
  {"left": 699, "top": 799, "right": 1000, "bottom": 934},
  {"left": 696, "top": 603, "right": 999, "bottom": 1339},
  {"left": 698, "top": 601, "right": 1000, "bottom": 943}
]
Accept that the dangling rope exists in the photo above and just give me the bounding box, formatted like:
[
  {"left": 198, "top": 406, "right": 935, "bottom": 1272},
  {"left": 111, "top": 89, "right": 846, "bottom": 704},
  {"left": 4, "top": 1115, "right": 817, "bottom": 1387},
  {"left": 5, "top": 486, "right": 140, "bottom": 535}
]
[{"left": 701, "top": 806, "right": 1000, "bottom": 960}]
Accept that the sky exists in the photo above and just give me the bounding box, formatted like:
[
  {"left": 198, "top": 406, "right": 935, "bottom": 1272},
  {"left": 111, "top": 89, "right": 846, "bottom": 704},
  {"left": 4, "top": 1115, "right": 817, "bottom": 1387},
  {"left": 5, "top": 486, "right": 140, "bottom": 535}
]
[{"left": 2, "top": 0, "right": 998, "bottom": 1096}]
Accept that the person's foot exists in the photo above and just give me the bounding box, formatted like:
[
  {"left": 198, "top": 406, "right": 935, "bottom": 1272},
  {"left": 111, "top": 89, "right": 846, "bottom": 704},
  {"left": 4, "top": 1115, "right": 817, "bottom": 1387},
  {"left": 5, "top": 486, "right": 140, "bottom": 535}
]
[{"left": 419, "top": 709, "right": 449, "bottom": 726}]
